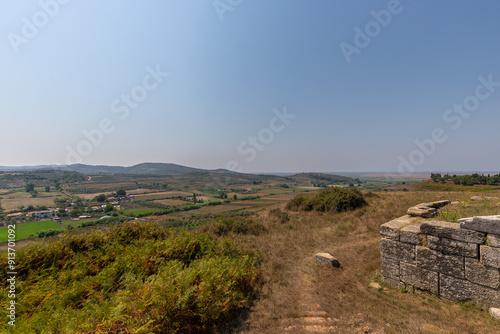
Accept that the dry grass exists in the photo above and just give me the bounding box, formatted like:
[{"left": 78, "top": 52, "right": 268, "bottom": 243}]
[
  {"left": 227, "top": 190, "right": 500, "bottom": 333},
  {"left": 0, "top": 195, "right": 64, "bottom": 211}
]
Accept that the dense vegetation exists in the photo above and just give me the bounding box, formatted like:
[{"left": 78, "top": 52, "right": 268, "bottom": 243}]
[
  {"left": 431, "top": 173, "right": 500, "bottom": 186},
  {"left": 0, "top": 170, "right": 86, "bottom": 189},
  {"left": 292, "top": 172, "right": 354, "bottom": 185},
  {"left": 286, "top": 187, "right": 367, "bottom": 213},
  {"left": 200, "top": 216, "right": 267, "bottom": 236},
  {"left": 0, "top": 222, "right": 260, "bottom": 333}
]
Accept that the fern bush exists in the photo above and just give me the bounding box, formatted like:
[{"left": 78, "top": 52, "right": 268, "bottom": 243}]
[{"left": 0, "top": 222, "right": 260, "bottom": 333}]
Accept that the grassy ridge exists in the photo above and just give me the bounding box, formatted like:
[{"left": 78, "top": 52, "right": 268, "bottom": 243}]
[{"left": 0, "top": 222, "right": 260, "bottom": 333}]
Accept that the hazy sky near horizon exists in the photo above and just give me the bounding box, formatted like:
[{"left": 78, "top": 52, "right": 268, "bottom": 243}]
[{"left": 1, "top": 1, "right": 500, "bottom": 173}]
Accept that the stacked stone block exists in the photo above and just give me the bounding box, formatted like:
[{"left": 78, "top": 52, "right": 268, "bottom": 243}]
[{"left": 380, "top": 202, "right": 500, "bottom": 308}]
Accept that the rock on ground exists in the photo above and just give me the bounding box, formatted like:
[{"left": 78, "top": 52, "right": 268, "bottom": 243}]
[
  {"left": 315, "top": 253, "right": 341, "bottom": 268},
  {"left": 490, "top": 308, "right": 500, "bottom": 320}
]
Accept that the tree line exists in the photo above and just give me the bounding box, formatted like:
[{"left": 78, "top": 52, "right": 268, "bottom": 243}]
[{"left": 431, "top": 173, "right": 500, "bottom": 186}]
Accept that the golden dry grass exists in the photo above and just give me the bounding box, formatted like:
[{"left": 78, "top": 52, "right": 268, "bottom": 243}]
[
  {"left": 228, "top": 190, "right": 500, "bottom": 333},
  {"left": 0, "top": 193, "right": 65, "bottom": 211}
]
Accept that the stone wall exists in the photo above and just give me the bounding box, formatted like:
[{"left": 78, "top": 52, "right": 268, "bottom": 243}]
[{"left": 380, "top": 200, "right": 500, "bottom": 308}]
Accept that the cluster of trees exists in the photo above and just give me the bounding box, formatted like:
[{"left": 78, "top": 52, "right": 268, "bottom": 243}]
[
  {"left": 238, "top": 196, "right": 261, "bottom": 201},
  {"left": 24, "top": 183, "right": 54, "bottom": 196},
  {"left": 0, "top": 171, "right": 85, "bottom": 190},
  {"left": 431, "top": 173, "right": 500, "bottom": 186},
  {"left": 306, "top": 173, "right": 353, "bottom": 184},
  {"left": 92, "top": 190, "right": 128, "bottom": 204},
  {"left": 53, "top": 197, "right": 89, "bottom": 218},
  {"left": 37, "top": 229, "right": 62, "bottom": 238},
  {"left": 191, "top": 193, "right": 205, "bottom": 204},
  {"left": 25, "top": 182, "right": 37, "bottom": 197}
]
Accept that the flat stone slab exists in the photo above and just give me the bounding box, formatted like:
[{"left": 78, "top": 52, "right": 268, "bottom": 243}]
[
  {"left": 407, "top": 206, "right": 437, "bottom": 218},
  {"left": 459, "top": 216, "right": 500, "bottom": 235},
  {"left": 380, "top": 215, "right": 414, "bottom": 241},
  {"left": 421, "top": 220, "right": 485, "bottom": 244},
  {"left": 315, "top": 253, "right": 341, "bottom": 268},
  {"left": 419, "top": 200, "right": 451, "bottom": 209},
  {"left": 407, "top": 201, "right": 451, "bottom": 218}
]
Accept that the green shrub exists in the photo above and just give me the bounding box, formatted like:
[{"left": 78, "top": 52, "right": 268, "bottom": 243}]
[
  {"left": 200, "top": 217, "right": 267, "bottom": 236},
  {"left": 37, "top": 229, "right": 62, "bottom": 238},
  {"left": 0, "top": 222, "right": 260, "bottom": 333},
  {"left": 286, "top": 187, "right": 367, "bottom": 213}
]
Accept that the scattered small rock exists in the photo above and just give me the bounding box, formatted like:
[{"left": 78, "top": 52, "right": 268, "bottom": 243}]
[
  {"left": 471, "top": 196, "right": 499, "bottom": 201},
  {"left": 490, "top": 307, "right": 500, "bottom": 320},
  {"left": 315, "top": 253, "right": 341, "bottom": 268},
  {"left": 369, "top": 282, "right": 382, "bottom": 289}
]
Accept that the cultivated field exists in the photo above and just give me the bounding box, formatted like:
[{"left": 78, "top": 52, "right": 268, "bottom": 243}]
[
  {"left": 0, "top": 220, "right": 64, "bottom": 242},
  {"left": 132, "top": 191, "right": 193, "bottom": 201}
]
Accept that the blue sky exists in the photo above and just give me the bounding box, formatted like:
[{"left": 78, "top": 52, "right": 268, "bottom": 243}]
[{"left": 1, "top": 1, "right": 500, "bottom": 173}]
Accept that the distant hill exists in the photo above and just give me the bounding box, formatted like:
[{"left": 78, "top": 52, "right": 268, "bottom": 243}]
[
  {"left": 290, "top": 172, "right": 354, "bottom": 185},
  {"left": 0, "top": 165, "right": 64, "bottom": 172},
  {"left": 62, "top": 163, "right": 206, "bottom": 175},
  {"left": 0, "top": 163, "right": 226, "bottom": 176}
]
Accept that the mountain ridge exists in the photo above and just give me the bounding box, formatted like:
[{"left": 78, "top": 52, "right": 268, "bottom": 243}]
[{"left": 0, "top": 163, "right": 213, "bottom": 176}]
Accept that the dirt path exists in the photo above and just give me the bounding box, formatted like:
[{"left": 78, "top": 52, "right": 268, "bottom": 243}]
[{"left": 279, "top": 268, "right": 339, "bottom": 333}]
